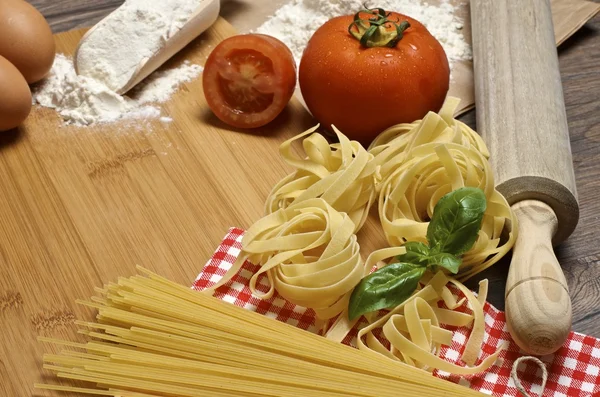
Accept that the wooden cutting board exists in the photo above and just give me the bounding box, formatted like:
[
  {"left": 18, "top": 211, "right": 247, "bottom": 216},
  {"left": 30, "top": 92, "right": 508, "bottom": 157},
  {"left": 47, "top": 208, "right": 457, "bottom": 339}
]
[{"left": 0, "top": 17, "right": 389, "bottom": 396}]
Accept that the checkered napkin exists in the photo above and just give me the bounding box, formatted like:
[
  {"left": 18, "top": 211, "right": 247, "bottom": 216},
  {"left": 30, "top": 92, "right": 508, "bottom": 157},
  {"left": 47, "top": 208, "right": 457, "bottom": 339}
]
[{"left": 193, "top": 228, "right": 600, "bottom": 397}]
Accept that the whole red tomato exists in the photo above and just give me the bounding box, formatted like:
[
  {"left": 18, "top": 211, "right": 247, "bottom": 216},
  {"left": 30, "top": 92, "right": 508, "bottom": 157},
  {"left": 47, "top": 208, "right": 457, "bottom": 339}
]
[{"left": 299, "top": 9, "right": 450, "bottom": 145}]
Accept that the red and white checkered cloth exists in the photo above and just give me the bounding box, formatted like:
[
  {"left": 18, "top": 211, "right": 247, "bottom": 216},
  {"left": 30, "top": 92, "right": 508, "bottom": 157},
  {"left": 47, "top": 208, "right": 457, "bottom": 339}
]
[{"left": 193, "top": 227, "right": 600, "bottom": 397}]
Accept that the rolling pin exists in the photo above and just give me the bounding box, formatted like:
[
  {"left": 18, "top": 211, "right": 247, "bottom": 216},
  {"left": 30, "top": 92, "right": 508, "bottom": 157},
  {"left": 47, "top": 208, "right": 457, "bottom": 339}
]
[{"left": 470, "top": 0, "right": 579, "bottom": 355}]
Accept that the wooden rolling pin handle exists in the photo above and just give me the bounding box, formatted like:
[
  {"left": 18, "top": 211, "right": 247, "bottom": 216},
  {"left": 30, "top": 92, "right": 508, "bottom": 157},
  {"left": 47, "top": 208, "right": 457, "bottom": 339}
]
[{"left": 505, "top": 200, "right": 572, "bottom": 355}]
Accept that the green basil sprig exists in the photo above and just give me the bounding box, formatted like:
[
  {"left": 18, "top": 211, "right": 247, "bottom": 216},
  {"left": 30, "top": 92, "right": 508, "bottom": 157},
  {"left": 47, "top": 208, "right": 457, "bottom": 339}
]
[{"left": 348, "top": 187, "right": 487, "bottom": 321}]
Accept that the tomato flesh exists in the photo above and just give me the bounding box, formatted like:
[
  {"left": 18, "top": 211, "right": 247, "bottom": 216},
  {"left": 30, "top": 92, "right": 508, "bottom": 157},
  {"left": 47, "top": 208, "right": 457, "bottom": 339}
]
[
  {"left": 203, "top": 34, "right": 297, "bottom": 129},
  {"left": 218, "top": 49, "right": 275, "bottom": 114}
]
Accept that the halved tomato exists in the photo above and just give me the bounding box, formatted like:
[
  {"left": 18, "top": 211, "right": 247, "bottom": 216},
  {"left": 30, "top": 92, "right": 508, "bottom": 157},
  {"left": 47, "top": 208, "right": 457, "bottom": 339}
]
[{"left": 203, "top": 34, "right": 297, "bottom": 129}]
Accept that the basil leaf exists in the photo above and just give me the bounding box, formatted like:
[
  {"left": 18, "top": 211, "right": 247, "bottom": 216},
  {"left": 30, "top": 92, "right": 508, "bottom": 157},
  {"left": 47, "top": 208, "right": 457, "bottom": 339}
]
[
  {"left": 396, "top": 241, "right": 430, "bottom": 266},
  {"left": 428, "top": 253, "right": 461, "bottom": 274},
  {"left": 427, "top": 187, "right": 487, "bottom": 256},
  {"left": 348, "top": 263, "right": 426, "bottom": 321}
]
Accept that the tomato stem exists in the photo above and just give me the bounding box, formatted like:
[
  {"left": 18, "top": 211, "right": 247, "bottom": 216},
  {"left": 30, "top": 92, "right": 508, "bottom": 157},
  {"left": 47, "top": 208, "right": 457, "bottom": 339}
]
[{"left": 348, "top": 7, "right": 410, "bottom": 48}]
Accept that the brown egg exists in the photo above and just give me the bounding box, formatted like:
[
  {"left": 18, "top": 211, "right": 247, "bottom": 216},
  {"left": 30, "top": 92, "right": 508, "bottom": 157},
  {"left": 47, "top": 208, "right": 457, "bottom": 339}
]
[
  {"left": 0, "top": 0, "right": 55, "bottom": 84},
  {"left": 0, "top": 55, "right": 32, "bottom": 131}
]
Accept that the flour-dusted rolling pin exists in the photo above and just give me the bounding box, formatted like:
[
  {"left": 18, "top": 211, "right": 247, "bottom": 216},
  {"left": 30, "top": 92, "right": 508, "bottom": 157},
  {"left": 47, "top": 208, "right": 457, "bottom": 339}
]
[{"left": 470, "top": 0, "right": 579, "bottom": 355}]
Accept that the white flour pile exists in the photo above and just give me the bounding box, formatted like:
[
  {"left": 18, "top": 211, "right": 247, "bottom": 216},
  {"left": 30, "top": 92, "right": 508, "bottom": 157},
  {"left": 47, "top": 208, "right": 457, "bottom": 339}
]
[
  {"left": 256, "top": 0, "right": 471, "bottom": 69},
  {"left": 76, "top": 0, "right": 204, "bottom": 92},
  {"left": 32, "top": 0, "right": 206, "bottom": 126},
  {"left": 33, "top": 54, "right": 203, "bottom": 126}
]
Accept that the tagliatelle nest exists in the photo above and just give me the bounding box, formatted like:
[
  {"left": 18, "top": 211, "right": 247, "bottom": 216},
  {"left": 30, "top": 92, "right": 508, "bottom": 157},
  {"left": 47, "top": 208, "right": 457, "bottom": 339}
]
[
  {"left": 357, "top": 270, "right": 504, "bottom": 373},
  {"left": 370, "top": 98, "right": 517, "bottom": 281},
  {"left": 265, "top": 125, "right": 380, "bottom": 233},
  {"left": 206, "top": 198, "right": 367, "bottom": 324},
  {"left": 369, "top": 97, "right": 490, "bottom": 183}
]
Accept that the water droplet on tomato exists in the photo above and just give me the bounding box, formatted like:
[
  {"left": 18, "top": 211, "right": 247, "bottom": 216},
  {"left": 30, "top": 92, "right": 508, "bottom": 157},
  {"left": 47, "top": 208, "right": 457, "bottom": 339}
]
[
  {"left": 385, "top": 53, "right": 393, "bottom": 58},
  {"left": 380, "top": 61, "right": 387, "bottom": 66},
  {"left": 327, "top": 51, "right": 332, "bottom": 56},
  {"left": 410, "top": 44, "right": 418, "bottom": 51}
]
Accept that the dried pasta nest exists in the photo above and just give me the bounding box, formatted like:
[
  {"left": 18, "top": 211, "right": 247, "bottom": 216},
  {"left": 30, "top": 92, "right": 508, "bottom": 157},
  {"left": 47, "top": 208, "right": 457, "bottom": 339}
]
[
  {"left": 357, "top": 268, "right": 504, "bottom": 373},
  {"left": 206, "top": 198, "right": 367, "bottom": 323},
  {"left": 369, "top": 97, "right": 490, "bottom": 183},
  {"left": 367, "top": 97, "right": 517, "bottom": 281},
  {"left": 208, "top": 96, "right": 516, "bottom": 357},
  {"left": 376, "top": 141, "right": 517, "bottom": 280},
  {"left": 265, "top": 125, "right": 379, "bottom": 233}
]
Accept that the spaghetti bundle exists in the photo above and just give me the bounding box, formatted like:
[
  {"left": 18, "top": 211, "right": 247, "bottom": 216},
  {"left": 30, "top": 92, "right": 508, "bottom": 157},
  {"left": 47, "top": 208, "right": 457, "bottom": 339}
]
[
  {"left": 265, "top": 125, "right": 379, "bottom": 232},
  {"left": 205, "top": 198, "right": 366, "bottom": 323},
  {"left": 36, "top": 268, "right": 486, "bottom": 397}
]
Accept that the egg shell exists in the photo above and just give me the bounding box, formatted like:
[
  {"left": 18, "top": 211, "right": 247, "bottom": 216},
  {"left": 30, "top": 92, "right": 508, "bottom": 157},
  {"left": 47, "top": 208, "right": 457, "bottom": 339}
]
[
  {"left": 0, "top": 0, "right": 55, "bottom": 84},
  {"left": 0, "top": 54, "right": 32, "bottom": 132}
]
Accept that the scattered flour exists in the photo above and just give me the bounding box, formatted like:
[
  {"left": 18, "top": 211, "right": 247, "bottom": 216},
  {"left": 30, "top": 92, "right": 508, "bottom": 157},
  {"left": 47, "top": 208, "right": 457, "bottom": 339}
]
[
  {"left": 32, "top": 54, "right": 203, "bottom": 126},
  {"left": 76, "top": 0, "right": 204, "bottom": 92},
  {"left": 132, "top": 61, "right": 204, "bottom": 103},
  {"left": 255, "top": 0, "right": 471, "bottom": 69}
]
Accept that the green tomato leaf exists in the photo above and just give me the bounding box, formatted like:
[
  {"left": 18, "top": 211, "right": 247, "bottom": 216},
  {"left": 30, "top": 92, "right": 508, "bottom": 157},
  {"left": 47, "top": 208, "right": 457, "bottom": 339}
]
[
  {"left": 396, "top": 241, "right": 430, "bottom": 266},
  {"left": 428, "top": 253, "right": 461, "bottom": 274},
  {"left": 348, "top": 262, "right": 426, "bottom": 321},
  {"left": 427, "top": 187, "right": 487, "bottom": 256}
]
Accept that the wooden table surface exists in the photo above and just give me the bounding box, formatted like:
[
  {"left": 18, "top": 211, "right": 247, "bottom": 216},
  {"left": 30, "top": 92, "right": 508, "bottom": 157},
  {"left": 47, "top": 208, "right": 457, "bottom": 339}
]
[{"left": 10, "top": 0, "right": 600, "bottom": 371}]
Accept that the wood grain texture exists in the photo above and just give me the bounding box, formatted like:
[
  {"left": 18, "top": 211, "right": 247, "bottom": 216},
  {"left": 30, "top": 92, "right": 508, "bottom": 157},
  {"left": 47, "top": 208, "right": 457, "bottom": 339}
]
[
  {"left": 471, "top": 0, "right": 580, "bottom": 354},
  {"left": 452, "top": 9, "right": 600, "bottom": 339},
  {"left": 505, "top": 200, "right": 572, "bottom": 355},
  {"left": 471, "top": 0, "right": 579, "bottom": 243},
  {"left": 28, "top": 0, "right": 123, "bottom": 33},
  {"left": 0, "top": 2, "right": 598, "bottom": 395}
]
